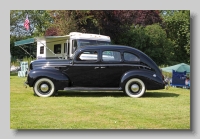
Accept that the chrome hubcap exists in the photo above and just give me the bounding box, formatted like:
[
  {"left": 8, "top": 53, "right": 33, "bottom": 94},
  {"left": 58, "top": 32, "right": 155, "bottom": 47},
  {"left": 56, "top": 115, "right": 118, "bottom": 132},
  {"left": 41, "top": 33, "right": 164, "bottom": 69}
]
[
  {"left": 131, "top": 84, "right": 139, "bottom": 92},
  {"left": 40, "top": 84, "right": 49, "bottom": 92}
]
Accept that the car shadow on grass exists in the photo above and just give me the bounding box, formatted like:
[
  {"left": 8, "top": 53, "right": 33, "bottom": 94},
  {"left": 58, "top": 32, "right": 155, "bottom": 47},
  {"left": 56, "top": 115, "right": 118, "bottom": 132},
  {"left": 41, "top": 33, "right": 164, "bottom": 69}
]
[
  {"left": 55, "top": 91, "right": 126, "bottom": 97},
  {"left": 143, "top": 91, "right": 179, "bottom": 98},
  {"left": 54, "top": 91, "right": 179, "bottom": 98}
]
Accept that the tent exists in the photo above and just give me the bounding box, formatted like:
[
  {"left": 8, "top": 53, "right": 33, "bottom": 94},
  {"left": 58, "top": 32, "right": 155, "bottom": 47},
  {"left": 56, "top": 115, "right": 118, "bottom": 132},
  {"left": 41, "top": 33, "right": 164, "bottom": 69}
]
[{"left": 161, "top": 63, "right": 190, "bottom": 73}]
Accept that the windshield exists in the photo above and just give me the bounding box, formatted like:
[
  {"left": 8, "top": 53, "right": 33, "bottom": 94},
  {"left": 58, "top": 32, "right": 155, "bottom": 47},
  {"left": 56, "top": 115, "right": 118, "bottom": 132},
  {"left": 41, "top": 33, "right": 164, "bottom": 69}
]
[{"left": 77, "top": 39, "right": 111, "bottom": 47}]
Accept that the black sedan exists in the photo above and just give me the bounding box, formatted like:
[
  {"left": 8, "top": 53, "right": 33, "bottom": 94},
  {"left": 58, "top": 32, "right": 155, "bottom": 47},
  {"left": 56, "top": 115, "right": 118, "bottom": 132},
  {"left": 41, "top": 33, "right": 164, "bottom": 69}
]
[{"left": 25, "top": 45, "right": 165, "bottom": 98}]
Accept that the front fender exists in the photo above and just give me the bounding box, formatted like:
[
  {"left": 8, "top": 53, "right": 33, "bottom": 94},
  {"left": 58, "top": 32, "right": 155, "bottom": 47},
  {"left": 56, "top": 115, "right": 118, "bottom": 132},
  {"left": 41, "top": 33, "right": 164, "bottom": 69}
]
[
  {"left": 120, "top": 69, "right": 165, "bottom": 90},
  {"left": 27, "top": 67, "right": 70, "bottom": 90}
]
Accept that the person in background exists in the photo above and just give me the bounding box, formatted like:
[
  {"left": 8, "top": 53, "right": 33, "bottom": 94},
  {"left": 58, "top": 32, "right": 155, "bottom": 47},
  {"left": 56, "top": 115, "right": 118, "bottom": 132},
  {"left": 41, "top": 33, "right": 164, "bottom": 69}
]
[{"left": 185, "top": 76, "right": 190, "bottom": 88}]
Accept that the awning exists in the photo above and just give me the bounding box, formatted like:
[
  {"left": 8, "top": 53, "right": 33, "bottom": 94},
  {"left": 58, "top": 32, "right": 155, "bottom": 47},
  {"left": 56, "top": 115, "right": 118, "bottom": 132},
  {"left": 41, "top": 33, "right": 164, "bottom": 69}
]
[
  {"left": 14, "top": 35, "right": 70, "bottom": 46},
  {"left": 14, "top": 38, "right": 36, "bottom": 46}
]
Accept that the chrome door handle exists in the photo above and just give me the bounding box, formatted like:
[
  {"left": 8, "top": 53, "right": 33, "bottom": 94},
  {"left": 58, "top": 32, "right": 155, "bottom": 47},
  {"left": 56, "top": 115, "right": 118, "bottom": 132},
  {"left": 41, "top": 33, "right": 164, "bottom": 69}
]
[
  {"left": 101, "top": 67, "right": 106, "bottom": 68},
  {"left": 94, "top": 67, "right": 99, "bottom": 69}
]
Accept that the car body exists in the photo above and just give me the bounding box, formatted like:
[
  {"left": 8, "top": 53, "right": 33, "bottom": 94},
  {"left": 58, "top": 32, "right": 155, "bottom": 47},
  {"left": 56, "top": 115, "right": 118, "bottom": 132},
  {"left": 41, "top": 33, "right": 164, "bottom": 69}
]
[{"left": 25, "top": 45, "right": 165, "bottom": 98}]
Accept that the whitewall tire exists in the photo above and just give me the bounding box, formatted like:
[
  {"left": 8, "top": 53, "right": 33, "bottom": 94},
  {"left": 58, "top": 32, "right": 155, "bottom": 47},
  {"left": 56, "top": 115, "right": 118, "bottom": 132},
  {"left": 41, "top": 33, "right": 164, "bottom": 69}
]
[
  {"left": 33, "top": 78, "right": 56, "bottom": 97},
  {"left": 124, "top": 78, "right": 146, "bottom": 98}
]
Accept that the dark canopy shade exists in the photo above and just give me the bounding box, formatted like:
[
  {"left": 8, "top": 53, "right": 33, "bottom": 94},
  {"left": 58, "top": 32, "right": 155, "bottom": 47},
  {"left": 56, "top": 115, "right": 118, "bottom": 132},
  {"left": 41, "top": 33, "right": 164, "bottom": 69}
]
[
  {"left": 161, "top": 63, "right": 190, "bottom": 73},
  {"left": 14, "top": 38, "right": 36, "bottom": 46}
]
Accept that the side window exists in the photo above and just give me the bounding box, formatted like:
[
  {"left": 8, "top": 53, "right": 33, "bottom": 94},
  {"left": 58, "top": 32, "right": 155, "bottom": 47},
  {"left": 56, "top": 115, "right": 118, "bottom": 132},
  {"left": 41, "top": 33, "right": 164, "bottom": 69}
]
[
  {"left": 124, "top": 52, "right": 140, "bottom": 62},
  {"left": 54, "top": 44, "right": 61, "bottom": 54},
  {"left": 102, "top": 51, "right": 121, "bottom": 62},
  {"left": 40, "top": 46, "right": 44, "bottom": 54},
  {"left": 76, "top": 51, "right": 98, "bottom": 61}
]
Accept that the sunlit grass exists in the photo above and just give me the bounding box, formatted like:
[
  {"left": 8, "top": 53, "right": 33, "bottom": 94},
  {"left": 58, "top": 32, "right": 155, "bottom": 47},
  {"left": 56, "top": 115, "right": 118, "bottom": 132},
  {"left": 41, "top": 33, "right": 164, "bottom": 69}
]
[{"left": 10, "top": 73, "right": 190, "bottom": 129}]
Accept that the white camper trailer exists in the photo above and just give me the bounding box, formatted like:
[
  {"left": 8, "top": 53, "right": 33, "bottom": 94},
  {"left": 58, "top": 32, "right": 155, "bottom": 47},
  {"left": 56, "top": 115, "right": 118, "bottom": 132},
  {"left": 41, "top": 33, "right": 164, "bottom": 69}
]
[{"left": 14, "top": 32, "right": 111, "bottom": 60}]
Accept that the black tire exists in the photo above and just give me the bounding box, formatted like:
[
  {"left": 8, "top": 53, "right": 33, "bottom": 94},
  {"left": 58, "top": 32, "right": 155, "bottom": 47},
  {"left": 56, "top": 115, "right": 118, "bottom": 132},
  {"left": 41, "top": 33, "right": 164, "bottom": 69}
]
[
  {"left": 124, "top": 78, "right": 146, "bottom": 98},
  {"left": 33, "top": 78, "right": 56, "bottom": 97}
]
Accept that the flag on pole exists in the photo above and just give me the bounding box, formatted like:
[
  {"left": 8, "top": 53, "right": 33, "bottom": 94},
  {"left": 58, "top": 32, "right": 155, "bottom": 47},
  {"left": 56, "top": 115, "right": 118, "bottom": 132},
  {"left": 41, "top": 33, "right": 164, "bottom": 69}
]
[{"left": 24, "top": 14, "right": 30, "bottom": 31}]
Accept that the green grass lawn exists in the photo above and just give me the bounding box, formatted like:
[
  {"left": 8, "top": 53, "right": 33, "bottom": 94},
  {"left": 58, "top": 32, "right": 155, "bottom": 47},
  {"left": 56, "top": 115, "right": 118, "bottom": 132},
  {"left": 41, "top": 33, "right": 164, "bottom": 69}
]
[{"left": 10, "top": 73, "right": 190, "bottom": 129}]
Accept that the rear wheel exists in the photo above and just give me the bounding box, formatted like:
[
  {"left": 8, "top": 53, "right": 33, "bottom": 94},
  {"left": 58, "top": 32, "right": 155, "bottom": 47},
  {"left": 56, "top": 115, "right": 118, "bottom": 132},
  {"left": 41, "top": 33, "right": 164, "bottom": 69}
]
[
  {"left": 124, "top": 78, "right": 146, "bottom": 98},
  {"left": 33, "top": 78, "right": 56, "bottom": 97}
]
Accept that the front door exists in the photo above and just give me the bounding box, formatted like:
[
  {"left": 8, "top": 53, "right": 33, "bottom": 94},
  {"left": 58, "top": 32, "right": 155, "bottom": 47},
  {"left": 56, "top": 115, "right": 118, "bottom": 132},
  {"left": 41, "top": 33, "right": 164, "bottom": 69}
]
[{"left": 66, "top": 50, "right": 100, "bottom": 87}]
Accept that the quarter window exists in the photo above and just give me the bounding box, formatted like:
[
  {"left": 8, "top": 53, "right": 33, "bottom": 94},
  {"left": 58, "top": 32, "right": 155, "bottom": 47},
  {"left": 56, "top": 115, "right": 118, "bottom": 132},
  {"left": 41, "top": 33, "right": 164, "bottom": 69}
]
[
  {"left": 102, "top": 51, "right": 121, "bottom": 62},
  {"left": 76, "top": 51, "right": 98, "bottom": 61},
  {"left": 124, "top": 52, "right": 140, "bottom": 62}
]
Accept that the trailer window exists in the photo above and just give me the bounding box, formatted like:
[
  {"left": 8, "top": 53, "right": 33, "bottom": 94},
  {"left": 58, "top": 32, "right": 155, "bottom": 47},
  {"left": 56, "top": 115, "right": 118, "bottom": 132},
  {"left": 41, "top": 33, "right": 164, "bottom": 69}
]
[
  {"left": 40, "top": 46, "right": 44, "bottom": 54},
  {"left": 72, "top": 40, "right": 78, "bottom": 53},
  {"left": 54, "top": 44, "right": 61, "bottom": 54},
  {"left": 64, "top": 42, "right": 70, "bottom": 56},
  {"left": 77, "top": 39, "right": 111, "bottom": 47}
]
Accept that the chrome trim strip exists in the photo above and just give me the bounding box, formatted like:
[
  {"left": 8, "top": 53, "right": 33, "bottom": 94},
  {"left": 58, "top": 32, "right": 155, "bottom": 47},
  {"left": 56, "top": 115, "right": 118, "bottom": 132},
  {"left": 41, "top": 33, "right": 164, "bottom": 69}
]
[{"left": 64, "top": 87, "right": 122, "bottom": 91}]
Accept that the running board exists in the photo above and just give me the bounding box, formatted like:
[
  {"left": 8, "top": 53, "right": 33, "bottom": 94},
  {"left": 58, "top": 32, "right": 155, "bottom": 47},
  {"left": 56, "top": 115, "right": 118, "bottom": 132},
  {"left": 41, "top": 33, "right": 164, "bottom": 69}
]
[{"left": 64, "top": 87, "right": 122, "bottom": 91}]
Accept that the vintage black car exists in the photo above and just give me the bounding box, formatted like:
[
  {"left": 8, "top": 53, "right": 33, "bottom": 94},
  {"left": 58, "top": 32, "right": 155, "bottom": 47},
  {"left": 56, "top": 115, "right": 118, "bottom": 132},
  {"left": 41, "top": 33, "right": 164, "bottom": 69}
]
[{"left": 25, "top": 45, "right": 165, "bottom": 98}]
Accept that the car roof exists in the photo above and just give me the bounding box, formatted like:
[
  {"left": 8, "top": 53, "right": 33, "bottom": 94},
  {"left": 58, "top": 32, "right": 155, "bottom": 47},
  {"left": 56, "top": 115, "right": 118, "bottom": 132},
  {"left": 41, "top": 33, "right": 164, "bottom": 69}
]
[{"left": 78, "top": 45, "right": 141, "bottom": 52}]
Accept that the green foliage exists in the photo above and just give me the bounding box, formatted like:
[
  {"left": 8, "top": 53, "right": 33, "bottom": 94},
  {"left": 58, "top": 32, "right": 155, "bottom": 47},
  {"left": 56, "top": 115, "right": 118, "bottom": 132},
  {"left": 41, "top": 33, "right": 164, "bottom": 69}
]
[
  {"left": 144, "top": 24, "right": 174, "bottom": 65},
  {"left": 46, "top": 10, "right": 78, "bottom": 35},
  {"left": 10, "top": 56, "right": 35, "bottom": 68},
  {"left": 118, "top": 24, "right": 174, "bottom": 65},
  {"left": 22, "top": 56, "right": 36, "bottom": 66},
  {"left": 161, "top": 10, "right": 190, "bottom": 64},
  {"left": 10, "top": 56, "right": 20, "bottom": 67},
  {"left": 10, "top": 10, "right": 52, "bottom": 37}
]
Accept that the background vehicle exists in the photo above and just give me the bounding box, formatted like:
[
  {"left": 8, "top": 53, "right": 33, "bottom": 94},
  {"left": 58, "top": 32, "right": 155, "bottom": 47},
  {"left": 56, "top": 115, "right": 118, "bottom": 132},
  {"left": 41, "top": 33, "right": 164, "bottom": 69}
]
[
  {"left": 25, "top": 45, "right": 165, "bottom": 98},
  {"left": 14, "top": 32, "right": 111, "bottom": 60}
]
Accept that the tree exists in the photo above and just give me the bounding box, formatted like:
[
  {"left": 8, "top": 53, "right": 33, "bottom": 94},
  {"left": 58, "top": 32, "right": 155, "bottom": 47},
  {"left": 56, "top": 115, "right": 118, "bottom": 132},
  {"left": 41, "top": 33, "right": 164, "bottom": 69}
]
[
  {"left": 45, "top": 10, "right": 163, "bottom": 44},
  {"left": 144, "top": 24, "right": 174, "bottom": 65},
  {"left": 118, "top": 24, "right": 174, "bottom": 65},
  {"left": 46, "top": 10, "right": 78, "bottom": 36},
  {"left": 10, "top": 10, "right": 51, "bottom": 59},
  {"left": 10, "top": 10, "right": 52, "bottom": 37},
  {"left": 133, "top": 10, "right": 162, "bottom": 26},
  {"left": 85, "top": 10, "right": 136, "bottom": 44},
  {"left": 161, "top": 10, "right": 190, "bottom": 64}
]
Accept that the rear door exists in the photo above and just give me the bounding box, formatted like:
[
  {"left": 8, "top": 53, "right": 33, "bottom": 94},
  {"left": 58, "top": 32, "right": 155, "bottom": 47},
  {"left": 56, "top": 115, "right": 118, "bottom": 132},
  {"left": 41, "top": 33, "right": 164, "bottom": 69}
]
[{"left": 98, "top": 50, "right": 124, "bottom": 87}]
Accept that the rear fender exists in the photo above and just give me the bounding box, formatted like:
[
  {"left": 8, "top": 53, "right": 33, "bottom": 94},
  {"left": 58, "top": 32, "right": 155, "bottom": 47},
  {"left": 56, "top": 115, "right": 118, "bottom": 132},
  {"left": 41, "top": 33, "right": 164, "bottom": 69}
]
[{"left": 120, "top": 70, "right": 164, "bottom": 90}]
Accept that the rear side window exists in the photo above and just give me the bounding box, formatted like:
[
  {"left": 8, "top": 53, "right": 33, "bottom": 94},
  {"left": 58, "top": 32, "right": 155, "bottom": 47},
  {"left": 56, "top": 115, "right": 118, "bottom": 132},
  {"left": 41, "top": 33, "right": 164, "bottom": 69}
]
[
  {"left": 124, "top": 52, "right": 140, "bottom": 62},
  {"left": 102, "top": 51, "right": 121, "bottom": 62}
]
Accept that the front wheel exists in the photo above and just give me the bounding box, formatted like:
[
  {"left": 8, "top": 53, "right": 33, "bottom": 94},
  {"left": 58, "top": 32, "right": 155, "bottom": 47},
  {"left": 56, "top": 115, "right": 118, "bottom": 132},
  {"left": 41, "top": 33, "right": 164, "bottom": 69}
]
[
  {"left": 33, "top": 78, "right": 56, "bottom": 97},
  {"left": 124, "top": 78, "right": 146, "bottom": 98}
]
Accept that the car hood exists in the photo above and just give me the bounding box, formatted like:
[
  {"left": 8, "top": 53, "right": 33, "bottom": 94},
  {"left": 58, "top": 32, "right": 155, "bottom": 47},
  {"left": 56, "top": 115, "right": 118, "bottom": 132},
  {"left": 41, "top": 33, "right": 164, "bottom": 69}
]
[{"left": 30, "top": 59, "right": 72, "bottom": 70}]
